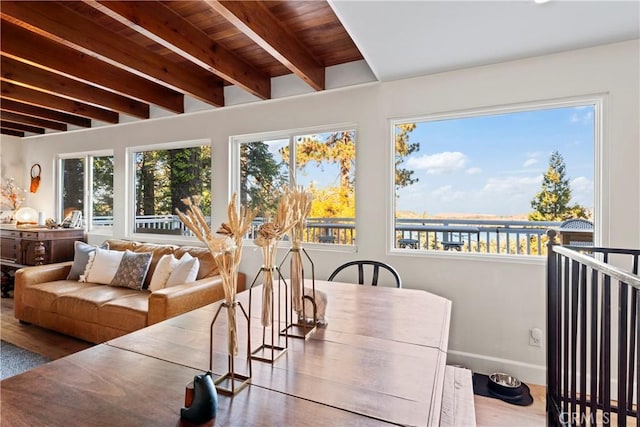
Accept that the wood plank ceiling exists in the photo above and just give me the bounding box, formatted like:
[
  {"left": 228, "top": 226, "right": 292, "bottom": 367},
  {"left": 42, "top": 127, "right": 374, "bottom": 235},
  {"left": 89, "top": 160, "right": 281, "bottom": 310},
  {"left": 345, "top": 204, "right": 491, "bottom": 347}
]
[{"left": 0, "top": 1, "right": 363, "bottom": 137}]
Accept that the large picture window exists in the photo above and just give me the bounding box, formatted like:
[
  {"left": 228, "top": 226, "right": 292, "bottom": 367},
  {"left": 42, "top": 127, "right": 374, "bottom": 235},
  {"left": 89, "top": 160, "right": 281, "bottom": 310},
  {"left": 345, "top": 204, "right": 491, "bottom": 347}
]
[
  {"left": 232, "top": 127, "right": 357, "bottom": 245},
  {"left": 58, "top": 152, "right": 113, "bottom": 231},
  {"left": 130, "top": 140, "right": 211, "bottom": 237},
  {"left": 392, "top": 99, "right": 599, "bottom": 256}
]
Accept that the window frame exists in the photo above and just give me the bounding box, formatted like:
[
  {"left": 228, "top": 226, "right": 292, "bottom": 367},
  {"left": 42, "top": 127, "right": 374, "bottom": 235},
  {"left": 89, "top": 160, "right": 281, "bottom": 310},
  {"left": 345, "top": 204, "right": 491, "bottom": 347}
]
[
  {"left": 126, "top": 138, "right": 212, "bottom": 242},
  {"left": 388, "top": 95, "right": 604, "bottom": 261},
  {"left": 56, "top": 149, "right": 114, "bottom": 233},
  {"left": 230, "top": 123, "right": 358, "bottom": 250}
]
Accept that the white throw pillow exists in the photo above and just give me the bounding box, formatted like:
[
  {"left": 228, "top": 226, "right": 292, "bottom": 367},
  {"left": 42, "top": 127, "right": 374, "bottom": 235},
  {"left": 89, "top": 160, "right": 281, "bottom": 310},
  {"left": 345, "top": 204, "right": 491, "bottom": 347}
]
[
  {"left": 85, "top": 248, "right": 125, "bottom": 285},
  {"left": 165, "top": 253, "right": 200, "bottom": 287},
  {"left": 148, "top": 254, "right": 180, "bottom": 292}
]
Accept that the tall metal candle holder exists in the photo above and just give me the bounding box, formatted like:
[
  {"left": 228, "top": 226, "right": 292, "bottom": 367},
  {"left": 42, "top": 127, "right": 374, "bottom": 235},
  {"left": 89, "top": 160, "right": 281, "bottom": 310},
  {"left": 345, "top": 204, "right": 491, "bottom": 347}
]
[
  {"left": 248, "top": 265, "right": 289, "bottom": 363},
  {"left": 279, "top": 247, "right": 317, "bottom": 339},
  {"left": 210, "top": 300, "right": 252, "bottom": 395}
]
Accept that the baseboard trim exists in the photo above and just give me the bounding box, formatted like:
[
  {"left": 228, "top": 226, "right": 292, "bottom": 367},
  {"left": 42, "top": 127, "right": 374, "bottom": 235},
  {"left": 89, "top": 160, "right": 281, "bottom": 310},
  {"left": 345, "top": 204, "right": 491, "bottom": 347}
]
[{"left": 446, "top": 349, "right": 546, "bottom": 386}]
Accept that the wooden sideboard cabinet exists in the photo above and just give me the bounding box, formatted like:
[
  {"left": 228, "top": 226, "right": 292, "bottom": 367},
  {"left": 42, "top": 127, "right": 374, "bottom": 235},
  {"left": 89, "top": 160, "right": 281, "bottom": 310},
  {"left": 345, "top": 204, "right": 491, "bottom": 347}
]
[{"left": 0, "top": 226, "right": 85, "bottom": 296}]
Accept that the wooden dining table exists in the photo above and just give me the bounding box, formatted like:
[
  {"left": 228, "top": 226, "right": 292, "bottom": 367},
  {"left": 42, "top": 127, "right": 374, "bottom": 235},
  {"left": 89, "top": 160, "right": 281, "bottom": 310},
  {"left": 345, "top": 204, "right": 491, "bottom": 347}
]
[{"left": 0, "top": 280, "right": 451, "bottom": 426}]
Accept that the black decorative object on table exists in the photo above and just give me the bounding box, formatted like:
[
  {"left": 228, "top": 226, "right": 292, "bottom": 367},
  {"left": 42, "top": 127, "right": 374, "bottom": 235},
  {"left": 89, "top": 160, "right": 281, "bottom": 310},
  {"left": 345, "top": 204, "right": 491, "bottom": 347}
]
[{"left": 181, "top": 372, "right": 218, "bottom": 423}]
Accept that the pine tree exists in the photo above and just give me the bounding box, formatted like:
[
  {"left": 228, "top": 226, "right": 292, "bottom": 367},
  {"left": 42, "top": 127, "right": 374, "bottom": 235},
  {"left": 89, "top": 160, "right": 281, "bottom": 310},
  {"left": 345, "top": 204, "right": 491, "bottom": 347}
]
[
  {"left": 395, "top": 123, "right": 420, "bottom": 190},
  {"left": 529, "top": 150, "right": 588, "bottom": 221},
  {"left": 240, "top": 142, "right": 288, "bottom": 217}
]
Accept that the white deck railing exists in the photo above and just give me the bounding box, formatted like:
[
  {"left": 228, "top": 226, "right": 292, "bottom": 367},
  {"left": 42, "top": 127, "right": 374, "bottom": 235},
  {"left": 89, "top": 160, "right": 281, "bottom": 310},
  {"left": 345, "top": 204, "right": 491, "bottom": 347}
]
[{"left": 93, "top": 216, "right": 585, "bottom": 256}]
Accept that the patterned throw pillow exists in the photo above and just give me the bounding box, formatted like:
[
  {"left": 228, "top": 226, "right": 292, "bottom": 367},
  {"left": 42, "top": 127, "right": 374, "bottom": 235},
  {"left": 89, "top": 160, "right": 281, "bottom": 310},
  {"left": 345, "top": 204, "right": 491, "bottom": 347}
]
[{"left": 110, "top": 250, "right": 153, "bottom": 290}]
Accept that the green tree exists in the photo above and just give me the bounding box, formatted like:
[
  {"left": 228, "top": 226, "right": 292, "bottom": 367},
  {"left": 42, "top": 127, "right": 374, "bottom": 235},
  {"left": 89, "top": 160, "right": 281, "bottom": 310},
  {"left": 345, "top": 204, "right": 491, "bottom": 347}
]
[
  {"left": 92, "top": 156, "right": 113, "bottom": 216},
  {"left": 168, "top": 147, "right": 211, "bottom": 215},
  {"left": 529, "top": 150, "right": 589, "bottom": 221},
  {"left": 395, "top": 123, "right": 420, "bottom": 190},
  {"left": 240, "top": 142, "right": 288, "bottom": 217},
  {"left": 62, "top": 158, "right": 84, "bottom": 214},
  {"left": 283, "top": 131, "right": 356, "bottom": 190}
]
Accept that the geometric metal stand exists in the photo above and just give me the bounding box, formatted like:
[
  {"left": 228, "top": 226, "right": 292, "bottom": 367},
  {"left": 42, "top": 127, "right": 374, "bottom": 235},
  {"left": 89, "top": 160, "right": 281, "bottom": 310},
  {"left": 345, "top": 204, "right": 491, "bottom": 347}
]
[
  {"left": 279, "top": 247, "right": 317, "bottom": 339},
  {"left": 210, "top": 300, "right": 252, "bottom": 396},
  {"left": 248, "top": 266, "right": 288, "bottom": 363}
]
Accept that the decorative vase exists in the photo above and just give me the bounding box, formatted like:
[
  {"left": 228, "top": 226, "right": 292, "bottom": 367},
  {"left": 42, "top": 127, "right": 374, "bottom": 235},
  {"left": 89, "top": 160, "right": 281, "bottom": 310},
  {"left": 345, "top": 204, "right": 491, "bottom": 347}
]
[
  {"left": 176, "top": 193, "right": 256, "bottom": 396},
  {"left": 249, "top": 232, "right": 289, "bottom": 363}
]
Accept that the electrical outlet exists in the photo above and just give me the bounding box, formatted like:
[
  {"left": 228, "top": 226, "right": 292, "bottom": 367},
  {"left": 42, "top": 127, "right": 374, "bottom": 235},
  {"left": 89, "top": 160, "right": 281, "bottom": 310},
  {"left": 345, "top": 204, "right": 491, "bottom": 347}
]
[{"left": 529, "top": 328, "right": 542, "bottom": 347}]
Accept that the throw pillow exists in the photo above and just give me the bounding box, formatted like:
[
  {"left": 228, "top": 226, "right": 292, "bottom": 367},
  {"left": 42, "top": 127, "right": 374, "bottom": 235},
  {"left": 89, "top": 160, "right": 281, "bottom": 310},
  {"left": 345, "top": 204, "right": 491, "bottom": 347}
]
[
  {"left": 67, "top": 241, "right": 108, "bottom": 280},
  {"left": 85, "top": 248, "right": 125, "bottom": 285},
  {"left": 79, "top": 251, "right": 96, "bottom": 283},
  {"left": 165, "top": 253, "right": 200, "bottom": 287},
  {"left": 148, "top": 254, "right": 180, "bottom": 292},
  {"left": 110, "top": 250, "right": 153, "bottom": 290}
]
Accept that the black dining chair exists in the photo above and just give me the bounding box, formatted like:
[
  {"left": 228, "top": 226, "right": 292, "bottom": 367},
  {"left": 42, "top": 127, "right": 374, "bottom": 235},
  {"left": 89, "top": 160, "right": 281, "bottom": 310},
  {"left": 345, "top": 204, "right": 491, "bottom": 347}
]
[{"left": 327, "top": 260, "right": 402, "bottom": 288}]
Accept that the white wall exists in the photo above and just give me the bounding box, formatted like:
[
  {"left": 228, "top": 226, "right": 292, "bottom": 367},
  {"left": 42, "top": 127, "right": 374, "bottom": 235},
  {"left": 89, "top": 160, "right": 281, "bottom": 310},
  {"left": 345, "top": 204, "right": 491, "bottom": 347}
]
[
  {"left": 0, "top": 135, "right": 27, "bottom": 215},
  {"left": 6, "top": 39, "right": 639, "bottom": 385}
]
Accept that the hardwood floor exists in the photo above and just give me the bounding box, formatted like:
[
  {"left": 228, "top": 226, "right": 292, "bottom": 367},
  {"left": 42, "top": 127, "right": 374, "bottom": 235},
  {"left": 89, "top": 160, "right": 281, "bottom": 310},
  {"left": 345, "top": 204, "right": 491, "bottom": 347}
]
[
  {"left": 1, "top": 295, "right": 546, "bottom": 426},
  {"left": 1, "top": 295, "right": 92, "bottom": 360}
]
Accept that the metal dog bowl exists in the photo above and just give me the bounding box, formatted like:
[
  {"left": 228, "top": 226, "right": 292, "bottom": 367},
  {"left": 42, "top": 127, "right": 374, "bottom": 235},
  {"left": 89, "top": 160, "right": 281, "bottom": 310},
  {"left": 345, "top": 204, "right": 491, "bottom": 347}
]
[{"left": 488, "top": 373, "right": 522, "bottom": 397}]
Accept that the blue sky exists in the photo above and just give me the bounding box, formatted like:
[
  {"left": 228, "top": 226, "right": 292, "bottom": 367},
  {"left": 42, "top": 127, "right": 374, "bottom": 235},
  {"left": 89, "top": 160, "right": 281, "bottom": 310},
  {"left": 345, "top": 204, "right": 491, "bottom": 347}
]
[
  {"left": 259, "top": 106, "right": 594, "bottom": 218},
  {"left": 396, "top": 105, "right": 595, "bottom": 217}
]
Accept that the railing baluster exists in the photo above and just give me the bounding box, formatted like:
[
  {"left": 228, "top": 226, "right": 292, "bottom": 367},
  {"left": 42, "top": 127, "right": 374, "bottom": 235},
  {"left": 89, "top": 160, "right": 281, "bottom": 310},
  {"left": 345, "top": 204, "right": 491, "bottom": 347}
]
[
  {"left": 619, "top": 282, "right": 629, "bottom": 426},
  {"left": 603, "top": 269, "right": 612, "bottom": 422},
  {"left": 564, "top": 256, "right": 571, "bottom": 417},
  {"left": 580, "top": 264, "right": 588, "bottom": 425},
  {"left": 628, "top": 288, "right": 637, "bottom": 413},
  {"left": 571, "top": 259, "right": 580, "bottom": 419},
  {"left": 590, "top": 268, "right": 599, "bottom": 426}
]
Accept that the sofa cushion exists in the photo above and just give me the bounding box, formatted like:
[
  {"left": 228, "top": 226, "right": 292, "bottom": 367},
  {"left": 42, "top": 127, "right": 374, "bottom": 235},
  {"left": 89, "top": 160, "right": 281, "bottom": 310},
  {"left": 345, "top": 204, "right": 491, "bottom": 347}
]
[
  {"left": 165, "top": 253, "right": 199, "bottom": 287},
  {"left": 99, "top": 294, "right": 149, "bottom": 332},
  {"left": 22, "top": 281, "right": 102, "bottom": 312},
  {"left": 67, "top": 241, "right": 107, "bottom": 280},
  {"left": 174, "top": 246, "right": 219, "bottom": 279},
  {"left": 148, "top": 254, "right": 180, "bottom": 291},
  {"left": 110, "top": 250, "right": 152, "bottom": 290},
  {"left": 85, "top": 248, "right": 125, "bottom": 285},
  {"left": 54, "top": 286, "right": 140, "bottom": 323},
  {"left": 105, "top": 240, "right": 177, "bottom": 289}
]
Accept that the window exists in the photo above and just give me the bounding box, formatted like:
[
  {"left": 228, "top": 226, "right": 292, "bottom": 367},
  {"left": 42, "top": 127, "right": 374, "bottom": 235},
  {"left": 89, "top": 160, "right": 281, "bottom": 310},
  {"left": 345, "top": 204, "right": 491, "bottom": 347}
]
[
  {"left": 392, "top": 98, "right": 599, "bottom": 256},
  {"left": 58, "top": 152, "right": 113, "bottom": 231},
  {"left": 130, "top": 140, "right": 211, "bottom": 237},
  {"left": 232, "top": 126, "right": 357, "bottom": 245}
]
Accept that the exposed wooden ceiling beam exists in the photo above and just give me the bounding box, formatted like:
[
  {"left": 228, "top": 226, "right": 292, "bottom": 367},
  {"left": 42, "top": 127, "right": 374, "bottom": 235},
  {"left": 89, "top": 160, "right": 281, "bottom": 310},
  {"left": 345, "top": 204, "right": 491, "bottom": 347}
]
[
  {"left": 1, "top": 120, "right": 45, "bottom": 134},
  {"left": 0, "top": 128, "right": 24, "bottom": 137},
  {"left": 0, "top": 98, "right": 91, "bottom": 128},
  {"left": 204, "top": 0, "right": 325, "bottom": 91},
  {"left": 0, "top": 20, "right": 184, "bottom": 114},
  {"left": 0, "top": 110, "right": 67, "bottom": 132},
  {"left": 1, "top": 82, "right": 118, "bottom": 123},
  {"left": 0, "top": 1, "right": 224, "bottom": 107},
  {"left": 89, "top": 0, "right": 271, "bottom": 100},
  {"left": 1, "top": 56, "right": 149, "bottom": 119}
]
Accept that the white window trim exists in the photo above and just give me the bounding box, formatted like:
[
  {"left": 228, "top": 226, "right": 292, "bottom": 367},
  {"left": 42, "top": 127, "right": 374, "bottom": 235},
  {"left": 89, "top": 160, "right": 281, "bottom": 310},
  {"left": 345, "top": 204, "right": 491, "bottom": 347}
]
[
  {"left": 229, "top": 123, "right": 358, "bottom": 252},
  {"left": 387, "top": 94, "right": 605, "bottom": 262},
  {"left": 57, "top": 150, "right": 113, "bottom": 230},
  {"left": 126, "top": 138, "right": 211, "bottom": 243}
]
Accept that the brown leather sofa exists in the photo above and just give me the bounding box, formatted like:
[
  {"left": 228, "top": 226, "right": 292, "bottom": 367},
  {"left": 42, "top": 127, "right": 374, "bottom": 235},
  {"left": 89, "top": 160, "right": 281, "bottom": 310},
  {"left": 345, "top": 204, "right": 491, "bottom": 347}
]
[{"left": 14, "top": 239, "right": 246, "bottom": 343}]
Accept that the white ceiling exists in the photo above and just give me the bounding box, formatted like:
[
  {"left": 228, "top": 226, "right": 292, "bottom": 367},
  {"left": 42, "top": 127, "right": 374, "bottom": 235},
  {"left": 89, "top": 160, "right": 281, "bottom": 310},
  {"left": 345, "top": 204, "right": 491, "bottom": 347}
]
[{"left": 329, "top": 0, "right": 640, "bottom": 82}]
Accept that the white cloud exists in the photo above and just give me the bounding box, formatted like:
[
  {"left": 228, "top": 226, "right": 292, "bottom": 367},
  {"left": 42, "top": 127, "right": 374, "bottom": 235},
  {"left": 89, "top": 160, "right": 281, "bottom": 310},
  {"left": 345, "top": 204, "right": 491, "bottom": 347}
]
[
  {"left": 407, "top": 151, "right": 467, "bottom": 174},
  {"left": 571, "top": 176, "right": 592, "bottom": 194},
  {"left": 522, "top": 158, "right": 538, "bottom": 168},
  {"left": 571, "top": 110, "right": 593, "bottom": 124},
  {"left": 481, "top": 175, "right": 542, "bottom": 197},
  {"left": 431, "top": 185, "right": 466, "bottom": 203},
  {"left": 466, "top": 167, "right": 482, "bottom": 175}
]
